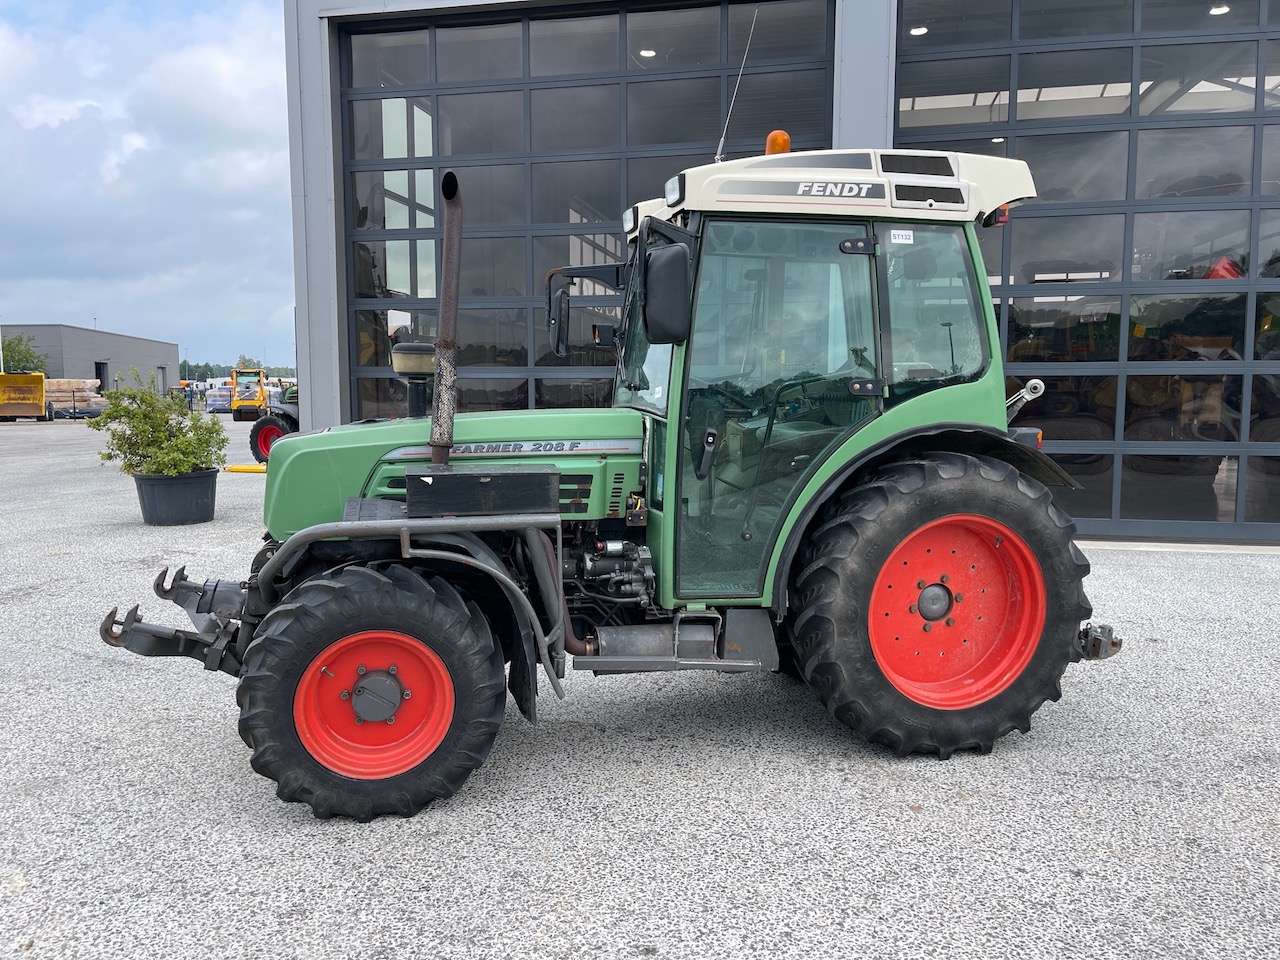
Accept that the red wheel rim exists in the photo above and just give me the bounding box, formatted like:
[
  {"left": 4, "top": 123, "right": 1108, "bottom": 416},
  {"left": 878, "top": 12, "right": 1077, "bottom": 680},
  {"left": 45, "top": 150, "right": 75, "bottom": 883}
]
[
  {"left": 257, "top": 424, "right": 284, "bottom": 457},
  {"left": 868, "top": 514, "right": 1045, "bottom": 710},
  {"left": 294, "top": 630, "right": 455, "bottom": 778}
]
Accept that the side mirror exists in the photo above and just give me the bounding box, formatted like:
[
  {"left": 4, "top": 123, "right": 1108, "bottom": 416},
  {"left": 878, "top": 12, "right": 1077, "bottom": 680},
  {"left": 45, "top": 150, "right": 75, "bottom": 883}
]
[
  {"left": 644, "top": 243, "right": 692, "bottom": 345},
  {"left": 548, "top": 286, "right": 571, "bottom": 358}
]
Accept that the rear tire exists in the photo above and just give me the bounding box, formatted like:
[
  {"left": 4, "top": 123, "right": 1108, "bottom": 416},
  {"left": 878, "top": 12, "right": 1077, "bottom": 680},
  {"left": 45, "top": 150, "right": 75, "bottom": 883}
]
[
  {"left": 786, "top": 452, "right": 1091, "bottom": 757},
  {"left": 237, "top": 565, "right": 505, "bottom": 820},
  {"left": 249, "top": 414, "right": 291, "bottom": 463}
]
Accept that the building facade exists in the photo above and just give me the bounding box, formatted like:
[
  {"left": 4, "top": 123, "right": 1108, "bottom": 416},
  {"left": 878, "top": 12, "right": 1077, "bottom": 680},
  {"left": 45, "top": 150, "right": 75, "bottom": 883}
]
[
  {"left": 284, "top": 0, "right": 1280, "bottom": 540},
  {"left": 1, "top": 324, "right": 179, "bottom": 393}
]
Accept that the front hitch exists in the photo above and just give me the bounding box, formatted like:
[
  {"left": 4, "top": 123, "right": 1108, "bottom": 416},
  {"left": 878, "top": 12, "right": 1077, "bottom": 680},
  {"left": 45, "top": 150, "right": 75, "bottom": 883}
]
[{"left": 100, "top": 566, "right": 249, "bottom": 676}]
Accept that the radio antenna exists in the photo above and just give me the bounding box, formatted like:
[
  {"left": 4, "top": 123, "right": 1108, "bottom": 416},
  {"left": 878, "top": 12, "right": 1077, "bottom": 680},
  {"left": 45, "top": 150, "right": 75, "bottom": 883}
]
[{"left": 716, "top": 5, "right": 759, "bottom": 162}]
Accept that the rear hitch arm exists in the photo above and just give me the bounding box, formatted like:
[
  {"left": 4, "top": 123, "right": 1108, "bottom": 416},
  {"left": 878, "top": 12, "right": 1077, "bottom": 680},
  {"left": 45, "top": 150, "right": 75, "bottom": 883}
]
[{"left": 1077, "top": 622, "right": 1122, "bottom": 660}]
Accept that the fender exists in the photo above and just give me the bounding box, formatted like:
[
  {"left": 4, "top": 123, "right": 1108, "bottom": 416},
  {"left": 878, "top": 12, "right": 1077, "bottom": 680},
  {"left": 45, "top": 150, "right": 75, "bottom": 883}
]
[{"left": 771, "top": 423, "right": 1078, "bottom": 616}]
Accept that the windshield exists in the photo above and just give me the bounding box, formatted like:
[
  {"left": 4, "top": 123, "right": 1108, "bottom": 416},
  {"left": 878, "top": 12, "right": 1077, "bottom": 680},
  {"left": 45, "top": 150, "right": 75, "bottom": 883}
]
[{"left": 614, "top": 237, "right": 674, "bottom": 415}]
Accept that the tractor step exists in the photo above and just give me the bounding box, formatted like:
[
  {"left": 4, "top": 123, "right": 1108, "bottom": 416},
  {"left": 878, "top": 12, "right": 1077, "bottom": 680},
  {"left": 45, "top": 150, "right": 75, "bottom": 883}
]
[
  {"left": 572, "top": 654, "right": 767, "bottom": 674},
  {"left": 578, "top": 608, "right": 780, "bottom": 674}
]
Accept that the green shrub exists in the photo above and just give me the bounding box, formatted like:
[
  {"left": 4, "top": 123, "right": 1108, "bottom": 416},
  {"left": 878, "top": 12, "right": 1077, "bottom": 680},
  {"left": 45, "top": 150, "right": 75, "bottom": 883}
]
[{"left": 89, "top": 369, "right": 228, "bottom": 476}]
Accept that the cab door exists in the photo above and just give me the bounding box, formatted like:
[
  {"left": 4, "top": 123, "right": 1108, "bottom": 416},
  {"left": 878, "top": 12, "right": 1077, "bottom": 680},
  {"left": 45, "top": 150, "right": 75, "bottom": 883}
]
[{"left": 675, "top": 219, "right": 880, "bottom": 598}]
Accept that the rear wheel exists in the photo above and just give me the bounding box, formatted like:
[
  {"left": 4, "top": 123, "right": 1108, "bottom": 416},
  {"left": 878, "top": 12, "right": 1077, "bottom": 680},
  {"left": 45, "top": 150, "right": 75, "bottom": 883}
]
[
  {"left": 249, "top": 414, "right": 291, "bottom": 462},
  {"left": 787, "top": 452, "right": 1091, "bottom": 757},
  {"left": 237, "top": 565, "right": 505, "bottom": 820}
]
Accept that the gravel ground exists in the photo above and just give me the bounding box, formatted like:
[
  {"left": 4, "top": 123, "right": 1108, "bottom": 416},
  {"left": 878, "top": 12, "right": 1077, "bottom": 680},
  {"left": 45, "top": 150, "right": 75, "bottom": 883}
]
[{"left": 0, "top": 417, "right": 1277, "bottom": 960}]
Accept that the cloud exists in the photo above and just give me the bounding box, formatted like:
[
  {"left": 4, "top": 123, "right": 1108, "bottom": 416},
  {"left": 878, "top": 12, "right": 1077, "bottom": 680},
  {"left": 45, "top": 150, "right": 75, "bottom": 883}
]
[{"left": 0, "top": 1, "right": 295, "bottom": 366}]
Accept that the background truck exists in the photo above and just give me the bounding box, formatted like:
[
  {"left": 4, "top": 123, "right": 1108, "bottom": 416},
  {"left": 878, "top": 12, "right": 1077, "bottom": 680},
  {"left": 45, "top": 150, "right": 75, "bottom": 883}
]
[
  {"left": 102, "top": 147, "right": 1120, "bottom": 822},
  {"left": 230, "top": 368, "right": 268, "bottom": 421},
  {"left": 0, "top": 372, "right": 54, "bottom": 421}
]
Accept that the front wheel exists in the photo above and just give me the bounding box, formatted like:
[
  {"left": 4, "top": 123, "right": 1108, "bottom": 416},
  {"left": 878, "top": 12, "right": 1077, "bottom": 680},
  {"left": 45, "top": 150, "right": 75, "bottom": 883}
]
[
  {"left": 787, "top": 452, "right": 1091, "bottom": 757},
  {"left": 236, "top": 565, "right": 505, "bottom": 820},
  {"left": 249, "top": 414, "right": 291, "bottom": 462}
]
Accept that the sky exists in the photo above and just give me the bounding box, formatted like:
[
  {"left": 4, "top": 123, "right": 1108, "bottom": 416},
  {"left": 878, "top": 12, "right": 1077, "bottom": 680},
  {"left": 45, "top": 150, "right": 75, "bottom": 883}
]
[{"left": 0, "top": 0, "right": 296, "bottom": 367}]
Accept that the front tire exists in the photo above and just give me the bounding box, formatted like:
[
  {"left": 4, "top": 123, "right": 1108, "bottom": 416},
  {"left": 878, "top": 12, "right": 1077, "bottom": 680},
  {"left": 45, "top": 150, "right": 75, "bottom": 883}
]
[
  {"left": 249, "top": 414, "right": 291, "bottom": 462},
  {"left": 787, "top": 452, "right": 1091, "bottom": 757},
  {"left": 236, "top": 565, "right": 505, "bottom": 820}
]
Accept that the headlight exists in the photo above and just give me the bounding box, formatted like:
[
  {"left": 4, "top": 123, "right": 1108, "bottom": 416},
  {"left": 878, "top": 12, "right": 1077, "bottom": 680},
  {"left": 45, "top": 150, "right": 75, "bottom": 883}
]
[{"left": 664, "top": 174, "right": 685, "bottom": 207}]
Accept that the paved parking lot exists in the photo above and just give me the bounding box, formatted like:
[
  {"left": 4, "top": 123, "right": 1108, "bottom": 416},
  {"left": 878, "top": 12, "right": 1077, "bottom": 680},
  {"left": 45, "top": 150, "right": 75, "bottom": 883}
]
[{"left": 1, "top": 417, "right": 1277, "bottom": 959}]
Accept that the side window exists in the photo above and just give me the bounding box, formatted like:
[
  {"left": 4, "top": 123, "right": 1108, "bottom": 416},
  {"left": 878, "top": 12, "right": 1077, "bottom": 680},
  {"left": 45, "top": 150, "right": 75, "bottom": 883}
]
[{"left": 881, "top": 223, "right": 987, "bottom": 403}]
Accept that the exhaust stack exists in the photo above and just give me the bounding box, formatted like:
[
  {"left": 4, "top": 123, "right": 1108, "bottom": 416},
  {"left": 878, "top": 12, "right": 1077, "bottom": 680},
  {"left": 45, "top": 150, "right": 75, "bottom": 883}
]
[{"left": 430, "top": 170, "right": 462, "bottom": 464}]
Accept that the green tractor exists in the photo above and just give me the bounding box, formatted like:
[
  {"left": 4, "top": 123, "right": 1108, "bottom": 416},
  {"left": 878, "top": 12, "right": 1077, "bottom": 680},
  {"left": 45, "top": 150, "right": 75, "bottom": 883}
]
[{"left": 102, "top": 149, "right": 1120, "bottom": 821}]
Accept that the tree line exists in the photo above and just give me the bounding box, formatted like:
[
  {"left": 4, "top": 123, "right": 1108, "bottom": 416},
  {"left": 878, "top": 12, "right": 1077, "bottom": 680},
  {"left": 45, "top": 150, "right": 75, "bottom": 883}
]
[{"left": 1, "top": 336, "right": 296, "bottom": 379}]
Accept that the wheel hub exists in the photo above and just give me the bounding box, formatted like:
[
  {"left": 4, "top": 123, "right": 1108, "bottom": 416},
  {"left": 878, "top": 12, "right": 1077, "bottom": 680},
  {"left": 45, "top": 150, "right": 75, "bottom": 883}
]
[
  {"left": 916, "top": 583, "right": 953, "bottom": 622},
  {"left": 350, "top": 669, "right": 404, "bottom": 723}
]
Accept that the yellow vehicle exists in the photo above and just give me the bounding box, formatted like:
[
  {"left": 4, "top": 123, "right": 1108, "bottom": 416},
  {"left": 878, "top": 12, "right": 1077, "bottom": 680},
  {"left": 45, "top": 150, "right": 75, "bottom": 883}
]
[
  {"left": 0, "top": 372, "right": 53, "bottom": 422},
  {"left": 230, "top": 368, "right": 267, "bottom": 421}
]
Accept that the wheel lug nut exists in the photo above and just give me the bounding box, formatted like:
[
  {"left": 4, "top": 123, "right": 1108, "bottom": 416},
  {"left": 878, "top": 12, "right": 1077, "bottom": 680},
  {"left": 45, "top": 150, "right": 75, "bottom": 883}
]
[
  {"left": 909, "top": 604, "right": 918, "bottom": 614},
  {"left": 916, "top": 580, "right": 926, "bottom": 589},
  {"left": 923, "top": 623, "right": 932, "bottom": 633},
  {"left": 388, "top": 664, "right": 397, "bottom": 675},
  {"left": 946, "top": 617, "right": 955, "bottom": 627},
  {"left": 357, "top": 665, "right": 367, "bottom": 675},
  {"left": 340, "top": 690, "right": 350, "bottom": 701},
  {"left": 954, "top": 593, "right": 963, "bottom": 602},
  {"left": 403, "top": 690, "right": 412, "bottom": 700},
  {"left": 355, "top": 717, "right": 364, "bottom": 725},
  {"left": 386, "top": 716, "right": 395, "bottom": 725},
  {"left": 940, "top": 575, "right": 949, "bottom": 583}
]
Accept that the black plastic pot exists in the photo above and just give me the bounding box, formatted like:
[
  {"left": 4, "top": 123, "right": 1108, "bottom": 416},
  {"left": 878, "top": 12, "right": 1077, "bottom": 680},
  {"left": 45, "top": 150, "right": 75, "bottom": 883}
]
[{"left": 133, "top": 469, "right": 218, "bottom": 525}]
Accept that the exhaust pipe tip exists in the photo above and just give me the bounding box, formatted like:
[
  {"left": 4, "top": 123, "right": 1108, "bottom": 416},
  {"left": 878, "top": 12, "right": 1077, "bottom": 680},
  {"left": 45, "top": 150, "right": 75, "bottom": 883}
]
[{"left": 441, "top": 170, "right": 459, "bottom": 203}]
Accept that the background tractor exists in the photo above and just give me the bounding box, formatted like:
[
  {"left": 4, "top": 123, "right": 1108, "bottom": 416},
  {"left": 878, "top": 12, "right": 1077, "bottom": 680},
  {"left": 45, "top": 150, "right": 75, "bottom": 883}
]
[
  {"left": 102, "top": 148, "right": 1120, "bottom": 822},
  {"left": 249, "top": 384, "right": 300, "bottom": 463}
]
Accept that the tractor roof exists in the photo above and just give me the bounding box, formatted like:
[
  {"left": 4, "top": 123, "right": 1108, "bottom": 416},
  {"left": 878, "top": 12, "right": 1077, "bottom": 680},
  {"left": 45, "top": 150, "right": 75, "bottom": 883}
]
[{"left": 625, "top": 148, "right": 1035, "bottom": 238}]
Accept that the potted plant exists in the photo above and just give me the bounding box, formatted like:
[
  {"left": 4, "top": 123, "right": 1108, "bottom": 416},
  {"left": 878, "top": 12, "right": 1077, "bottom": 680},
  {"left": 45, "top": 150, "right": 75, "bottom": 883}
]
[{"left": 89, "top": 369, "right": 229, "bottom": 525}]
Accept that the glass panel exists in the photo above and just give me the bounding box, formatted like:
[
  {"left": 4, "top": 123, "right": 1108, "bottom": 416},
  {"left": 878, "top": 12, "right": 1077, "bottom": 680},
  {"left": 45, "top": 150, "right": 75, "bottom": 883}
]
[
  {"left": 1120, "top": 456, "right": 1237, "bottom": 521},
  {"left": 1259, "top": 127, "right": 1280, "bottom": 193},
  {"left": 1129, "top": 295, "right": 1246, "bottom": 360},
  {"left": 438, "top": 92, "right": 523, "bottom": 155},
  {"left": 1244, "top": 458, "right": 1280, "bottom": 522},
  {"left": 627, "top": 154, "right": 711, "bottom": 206},
  {"left": 454, "top": 165, "right": 525, "bottom": 226},
  {"left": 975, "top": 222, "right": 1005, "bottom": 285},
  {"left": 534, "top": 304, "right": 620, "bottom": 367},
  {"left": 436, "top": 22, "right": 522, "bottom": 83},
  {"left": 1135, "top": 126, "right": 1252, "bottom": 199},
  {"left": 1255, "top": 292, "right": 1280, "bottom": 358},
  {"left": 1009, "top": 214, "right": 1124, "bottom": 284},
  {"left": 1262, "top": 212, "right": 1280, "bottom": 277},
  {"left": 1132, "top": 210, "right": 1250, "bottom": 282},
  {"left": 1047, "top": 453, "right": 1114, "bottom": 519},
  {"left": 533, "top": 160, "right": 620, "bottom": 224},
  {"left": 627, "top": 7, "right": 720, "bottom": 70},
  {"left": 729, "top": 70, "right": 829, "bottom": 142},
  {"left": 350, "top": 98, "right": 432, "bottom": 160},
  {"left": 1008, "top": 297, "right": 1123, "bottom": 361},
  {"left": 1249, "top": 374, "right": 1280, "bottom": 437},
  {"left": 1020, "top": 0, "right": 1132, "bottom": 38},
  {"left": 355, "top": 378, "right": 409, "bottom": 419},
  {"left": 531, "top": 15, "right": 619, "bottom": 76},
  {"left": 1267, "top": 40, "right": 1280, "bottom": 109},
  {"left": 352, "top": 240, "right": 416, "bottom": 298},
  {"left": 1016, "top": 131, "right": 1128, "bottom": 203},
  {"left": 351, "top": 170, "right": 435, "bottom": 230},
  {"left": 1017, "top": 49, "right": 1132, "bottom": 120},
  {"left": 460, "top": 238, "right": 527, "bottom": 297},
  {"left": 355, "top": 309, "right": 436, "bottom": 369},
  {"left": 898, "top": 56, "right": 1010, "bottom": 128},
  {"left": 348, "top": 31, "right": 429, "bottom": 88},
  {"left": 899, "top": 0, "right": 1011, "bottom": 49},
  {"left": 416, "top": 241, "right": 437, "bottom": 299},
  {"left": 531, "top": 85, "right": 620, "bottom": 151},
  {"left": 680, "top": 219, "right": 879, "bottom": 596},
  {"left": 628, "top": 78, "right": 721, "bottom": 144},
  {"left": 456, "top": 309, "right": 528, "bottom": 367},
  {"left": 730, "top": 0, "right": 828, "bottom": 61},
  {"left": 1139, "top": 42, "right": 1257, "bottom": 115},
  {"left": 1010, "top": 375, "right": 1117, "bottom": 442},
  {"left": 1124, "top": 374, "right": 1242, "bottom": 444},
  {"left": 883, "top": 223, "right": 987, "bottom": 399},
  {"left": 457, "top": 377, "right": 529, "bottom": 411},
  {"left": 1142, "top": 1, "right": 1260, "bottom": 32},
  {"left": 534, "top": 377, "right": 615, "bottom": 408}
]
